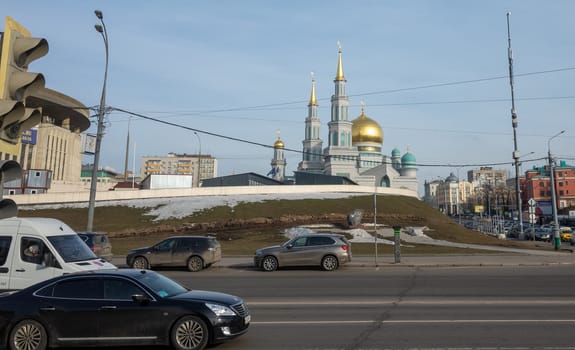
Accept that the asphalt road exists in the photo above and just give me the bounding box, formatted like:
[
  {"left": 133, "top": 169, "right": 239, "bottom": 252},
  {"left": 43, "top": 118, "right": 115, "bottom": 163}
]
[{"left": 144, "top": 264, "right": 575, "bottom": 350}]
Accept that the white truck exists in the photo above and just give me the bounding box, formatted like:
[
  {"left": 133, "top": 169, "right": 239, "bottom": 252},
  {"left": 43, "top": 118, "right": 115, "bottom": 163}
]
[{"left": 0, "top": 217, "right": 116, "bottom": 290}]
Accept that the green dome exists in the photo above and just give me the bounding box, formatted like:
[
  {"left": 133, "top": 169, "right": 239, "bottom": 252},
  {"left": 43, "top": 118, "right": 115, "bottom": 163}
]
[
  {"left": 401, "top": 152, "right": 416, "bottom": 165},
  {"left": 391, "top": 147, "right": 401, "bottom": 157}
]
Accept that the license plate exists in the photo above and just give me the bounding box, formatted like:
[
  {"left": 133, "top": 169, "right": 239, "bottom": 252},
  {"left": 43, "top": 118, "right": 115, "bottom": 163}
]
[{"left": 245, "top": 315, "right": 251, "bottom": 324}]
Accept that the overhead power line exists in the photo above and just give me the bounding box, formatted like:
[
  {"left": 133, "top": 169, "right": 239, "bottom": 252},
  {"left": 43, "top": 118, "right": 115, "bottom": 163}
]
[{"left": 111, "top": 106, "right": 552, "bottom": 169}]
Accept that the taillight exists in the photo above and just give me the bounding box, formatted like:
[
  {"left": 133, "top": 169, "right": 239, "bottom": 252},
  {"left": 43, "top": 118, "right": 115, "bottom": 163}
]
[{"left": 341, "top": 245, "right": 349, "bottom": 251}]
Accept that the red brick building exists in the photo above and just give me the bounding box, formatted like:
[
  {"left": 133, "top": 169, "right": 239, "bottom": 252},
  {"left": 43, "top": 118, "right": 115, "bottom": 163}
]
[{"left": 522, "top": 161, "right": 575, "bottom": 210}]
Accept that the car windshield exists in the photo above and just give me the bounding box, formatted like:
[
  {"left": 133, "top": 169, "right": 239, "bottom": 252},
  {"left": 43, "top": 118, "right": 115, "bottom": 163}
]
[
  {"left": 134, "top": 270, "right": 188, "bottom": 298},
  {"left": 47, "top": 235, "right": 98, "bottom": 262}
]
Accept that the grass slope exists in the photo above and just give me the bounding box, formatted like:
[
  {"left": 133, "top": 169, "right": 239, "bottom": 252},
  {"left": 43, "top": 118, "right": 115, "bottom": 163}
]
[{"left": 19, "top": 194, "right": 534, "bottom": 255}]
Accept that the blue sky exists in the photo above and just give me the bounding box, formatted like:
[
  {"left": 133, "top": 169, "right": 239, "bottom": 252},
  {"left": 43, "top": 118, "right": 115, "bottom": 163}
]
[{"left": 4, "top": 1, "right": 575, "bottom": 194}]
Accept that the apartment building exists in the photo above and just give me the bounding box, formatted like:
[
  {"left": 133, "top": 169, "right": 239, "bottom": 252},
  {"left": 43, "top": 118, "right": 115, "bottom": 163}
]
[{"left": 141, "top": 153, "right": 217, "bottom": 187}]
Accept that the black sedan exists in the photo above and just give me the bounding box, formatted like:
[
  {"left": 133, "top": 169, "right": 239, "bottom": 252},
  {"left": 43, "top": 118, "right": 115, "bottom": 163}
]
[{"left": 0, "top": 269, "right": 250, "bottom": 350}]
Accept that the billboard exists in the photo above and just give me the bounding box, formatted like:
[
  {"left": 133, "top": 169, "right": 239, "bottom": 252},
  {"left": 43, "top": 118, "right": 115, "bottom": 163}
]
[
  {"left": 535, "top": 201, "right": 552, "bottom": 216},
  {"left": 81, "top": 133, "right": 97, "bottom": 154},
  {"left": 21, "top": 129, "right": 37, "bottom": 145}
]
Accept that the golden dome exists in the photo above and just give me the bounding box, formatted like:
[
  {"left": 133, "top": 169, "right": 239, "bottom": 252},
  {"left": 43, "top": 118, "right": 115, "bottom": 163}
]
[
  {"left": 274, "top": 138, "right": 284, "bottom": 149},
  {"left": 352, "top": 106, "right": 383, "bottom": 145}
]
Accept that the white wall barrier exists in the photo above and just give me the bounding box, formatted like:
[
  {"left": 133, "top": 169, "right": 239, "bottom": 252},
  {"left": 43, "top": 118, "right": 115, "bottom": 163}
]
[{"left": 8, "top": 185, "right": 419, "bottom": 207}]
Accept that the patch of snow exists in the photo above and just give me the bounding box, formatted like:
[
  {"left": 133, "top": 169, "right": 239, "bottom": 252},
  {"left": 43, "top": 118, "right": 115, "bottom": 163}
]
[{"left": 24, "top": 193, "right": 362, "bottom": 221}]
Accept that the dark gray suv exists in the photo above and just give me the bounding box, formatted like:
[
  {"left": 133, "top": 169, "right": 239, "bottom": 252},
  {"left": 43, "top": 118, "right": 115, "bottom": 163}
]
[
  {"left": 254, "top": 233, "right": 352, "bottom": 271},
  {"left": 126, "top": 236, "right": 221, "bottom": 272}
]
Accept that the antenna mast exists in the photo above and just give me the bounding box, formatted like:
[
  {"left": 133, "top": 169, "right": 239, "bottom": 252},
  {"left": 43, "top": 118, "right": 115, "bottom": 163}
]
[{"left": 507, "top": 12, "right": 524, "bottom": 238}]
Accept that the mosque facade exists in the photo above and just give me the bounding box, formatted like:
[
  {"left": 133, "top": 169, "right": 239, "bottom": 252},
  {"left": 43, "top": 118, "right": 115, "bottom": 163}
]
[{"left": 280, "top": 45, "right": 418, "bottom": 192}]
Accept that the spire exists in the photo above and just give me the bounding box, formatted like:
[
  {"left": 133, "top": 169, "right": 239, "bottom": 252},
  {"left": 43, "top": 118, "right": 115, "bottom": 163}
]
[
  {"left": 335, "top": 41, "right": 345, "bottom": 81},
  {"left": 360, "top": 100, "right": 366, "bottom": 117},
  {"left": 308, "top": 72, "right": 317, "bottom": 106}
]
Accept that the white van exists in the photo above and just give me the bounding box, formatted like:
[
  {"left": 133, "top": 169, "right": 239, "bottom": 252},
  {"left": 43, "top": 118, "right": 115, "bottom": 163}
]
[{"left": 0, "top": 217, "right": 116, "bottom": 290}]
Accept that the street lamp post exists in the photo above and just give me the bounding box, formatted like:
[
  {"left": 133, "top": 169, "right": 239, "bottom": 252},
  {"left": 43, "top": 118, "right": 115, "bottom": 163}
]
[
  {"left": 194, "top": 132, "right": 201, "bottom": 188},
  {"left": 87, "top": 10, "right": 109, "bottom": 232},
  {"left": 548, "top": 130, "right": 565, "bottom": 250}
]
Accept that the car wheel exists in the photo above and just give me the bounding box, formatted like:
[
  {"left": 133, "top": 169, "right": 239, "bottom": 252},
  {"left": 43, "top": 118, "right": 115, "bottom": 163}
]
[
  {"left": 261, "top": 256, "right": 278, "bottom": 271},
  {"left": 321, "top": 255, "right": 339, "bottom": 271},
  {"left": 9, "top": 319, "right": 47, "bottom": 350},
  {"left": 171, "top": 315, "right": 209, "bottom": 350},
  {"left": 187, "top": 256, "right": 204, "bottom": 272},
  {"left": 132, "top": 256, "right": 149, "bottom": 269}
]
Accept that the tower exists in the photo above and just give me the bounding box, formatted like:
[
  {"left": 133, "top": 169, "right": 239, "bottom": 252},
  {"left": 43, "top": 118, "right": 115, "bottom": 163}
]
[
  {"left": 323, "top": 42, "right": 357, "bottom": 178},
  {"left": 298, "top": 72, "right": 323, "bottom": 173},
  {"left": 391, "top": 147, "right": 401, "bottom": 170},
  {"left": 270, "top": 130, "right": 286, "bottom": 182}
]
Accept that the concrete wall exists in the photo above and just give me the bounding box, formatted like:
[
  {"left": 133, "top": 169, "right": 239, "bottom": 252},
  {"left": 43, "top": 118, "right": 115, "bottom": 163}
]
[{"left": 7, "top": 185, "right": 419, "bottom": 207}]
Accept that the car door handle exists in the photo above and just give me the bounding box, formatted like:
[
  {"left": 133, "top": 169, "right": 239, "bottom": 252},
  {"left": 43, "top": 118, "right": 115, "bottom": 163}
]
[
  {"left": 15, "top": 269, "right": 25, "bottom": 272},
  {"left": 100, "top": 305, "right": 117, "bottom": 310},
  {"left": 39, "top": 307, "right": 56, "bottom": 311}
]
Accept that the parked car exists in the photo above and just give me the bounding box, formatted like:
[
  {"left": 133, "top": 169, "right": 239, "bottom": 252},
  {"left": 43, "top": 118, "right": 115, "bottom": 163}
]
[
  {"left": 524, "top": 227, "right": 551, "bottom": 242},
  {"left": 77, "top": 232, "right": 113, "bottom": 261},
  {"left": 559, "top": 227, "right": 572, "bottom": 242},
  {"left": 254, "top": 233, "right": 352, "bottom": 271},
  {"left": 126, "top": 236, "right": 221, "bottom": 272},
  {"left": 0, "top": 269, "right": 250, "bottom": 350}
]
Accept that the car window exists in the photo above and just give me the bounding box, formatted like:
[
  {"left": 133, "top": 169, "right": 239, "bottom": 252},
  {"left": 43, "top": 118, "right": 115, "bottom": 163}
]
[
  {"left": 21, "top": 237, "right": 47, "bottom": 265},
  {"left": 48, "top": 235, "right": 97, "bottom": 262},
  {"left": 291, "top": 237, "right": 308, "bottom": 247},
  {"left": 308, "top": 236, "right": 335, "bottom": 246},
  {"left": 104, "top": 278, "right": 146, "bottom": 300},
  {"left": 135, "top": 271, "right": 187, "bottom": 298},
  {"left": 179, "top": 238, "right": 200, "bottom": 249},
  {"left": 155, "top": 239, "right": 176, "bottom": 251},
  {"left": 0, "top": 236, "right": 12, "bottom": 266},
  {"left": 52, "top": 278, "right": 104, "bottom": 299}
]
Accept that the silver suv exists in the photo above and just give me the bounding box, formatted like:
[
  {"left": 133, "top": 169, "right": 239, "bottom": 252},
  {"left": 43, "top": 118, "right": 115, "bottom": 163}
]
[
  {"left": 254, "top": 233, "right": 352, "bottom": 271},
  {"left": 126, "top": 236, "right": 221, "bottom": 272}
]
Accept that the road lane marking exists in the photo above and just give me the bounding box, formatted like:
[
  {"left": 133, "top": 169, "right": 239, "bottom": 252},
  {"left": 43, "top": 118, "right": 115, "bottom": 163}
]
[
  {"left": 251, "top": 319, "right": 575, "bottom": 325},
  {"left": 247, "top": 299, "right": 575, "bottom": 306}
]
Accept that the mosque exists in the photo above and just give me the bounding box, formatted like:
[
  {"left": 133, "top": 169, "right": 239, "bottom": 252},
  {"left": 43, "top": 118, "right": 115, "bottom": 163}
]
[{"left": 269, "top": 45, "right": 418, "bottom": 193}]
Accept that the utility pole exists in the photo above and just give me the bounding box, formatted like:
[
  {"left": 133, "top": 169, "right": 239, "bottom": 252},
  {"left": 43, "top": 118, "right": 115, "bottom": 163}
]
[
  {"left": 548, "top": 130, "right": 565, "bottom": 250},
  {"left": 506, "top": 13, "right": 524, "bottom": 238}
]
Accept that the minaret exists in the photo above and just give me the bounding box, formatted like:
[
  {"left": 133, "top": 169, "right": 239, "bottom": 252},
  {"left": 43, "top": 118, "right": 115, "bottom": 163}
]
[
  {"left": 271, "top": 130, "right": 286, "bottom": 182},
  {"left": 323, "top": 42, "right": 357, "bottom": 178},
  {"left": 298, "top": 72, "right": 323, "bottom": 173}
]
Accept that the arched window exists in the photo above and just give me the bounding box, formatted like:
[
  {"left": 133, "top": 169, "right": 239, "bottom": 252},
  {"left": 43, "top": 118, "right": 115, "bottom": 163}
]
[{"left": 380, "top": 176, "right": 390, "bottom": 188}]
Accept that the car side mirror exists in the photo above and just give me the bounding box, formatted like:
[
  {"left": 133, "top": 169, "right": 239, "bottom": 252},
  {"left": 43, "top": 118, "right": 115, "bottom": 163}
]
[
  {"left": 132, "top": 294, "right": 150, "bottom": 304},
  {"left": 286, "top": 244, "right": 293, "bottom": 249}
]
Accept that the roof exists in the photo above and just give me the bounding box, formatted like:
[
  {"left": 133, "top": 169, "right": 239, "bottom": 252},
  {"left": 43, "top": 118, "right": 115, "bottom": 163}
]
[{"left": 202, "top": 172, "right": 283, "bottom": 187}]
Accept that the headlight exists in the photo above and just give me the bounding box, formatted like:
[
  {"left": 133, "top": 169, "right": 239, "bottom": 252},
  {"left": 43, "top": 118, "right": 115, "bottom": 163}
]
[{"left": 206, "top": 303, "right": 236, "bottom": 316}]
